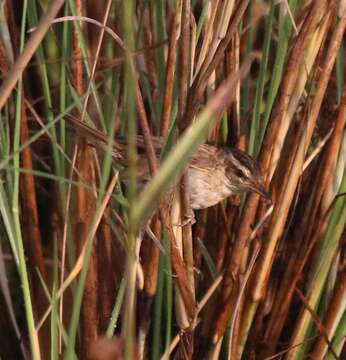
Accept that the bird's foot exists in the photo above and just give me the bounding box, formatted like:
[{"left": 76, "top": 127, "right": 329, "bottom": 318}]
[{"left": 173, "top": 213, "right": 196, "bottom": 227}]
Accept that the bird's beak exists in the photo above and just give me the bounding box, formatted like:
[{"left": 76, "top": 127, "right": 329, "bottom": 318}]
[{"left": 251, "top": 182, "right": 272, "bottom": 204}]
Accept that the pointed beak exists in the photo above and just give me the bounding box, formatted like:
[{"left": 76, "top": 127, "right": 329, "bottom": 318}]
[{"left": 251, "top": 182, "right": 272, "bottom": 204}]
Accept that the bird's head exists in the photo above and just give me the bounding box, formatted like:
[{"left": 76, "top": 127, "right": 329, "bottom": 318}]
[{"left": 224, "top": 148, "right": 271, "bottom": 203}]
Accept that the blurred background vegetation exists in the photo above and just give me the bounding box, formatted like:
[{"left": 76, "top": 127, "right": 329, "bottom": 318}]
[{"left": 0, "top": 0, "right": 345, "bottom": 359}]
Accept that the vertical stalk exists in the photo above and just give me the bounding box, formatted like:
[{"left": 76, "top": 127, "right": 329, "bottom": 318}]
[
  {"left": 122, "top": 1, "right": 138, "bottom": 359},
  {"left": 12, "top": 1, "right": 41, "bottom": 358}
]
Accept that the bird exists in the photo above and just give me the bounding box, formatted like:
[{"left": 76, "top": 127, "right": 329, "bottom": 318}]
[
  {"left": 67, "top": 117, "right": 271, "bottom": 210},
  {"left": 186, "top": 145, "right": 270, "bottom": 209}
]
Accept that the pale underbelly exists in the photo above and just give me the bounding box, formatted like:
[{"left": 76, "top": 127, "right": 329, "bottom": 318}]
[{"left": 187, "top": 168, "right": 233, "bottom": 210}]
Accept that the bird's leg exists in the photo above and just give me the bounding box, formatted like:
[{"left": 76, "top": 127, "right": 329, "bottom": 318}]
[
  {"left": 170, "top": 191, "right": 196, "bottom": 227},
  {"left": 178, "top": 208, "right": 196, "bottom": 227},
  {"left": 171, "top": 175, "right": 196, "bottom": 227}
]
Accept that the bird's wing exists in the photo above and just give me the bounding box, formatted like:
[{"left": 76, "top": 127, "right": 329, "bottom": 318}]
[{"left": 189, "top": 144, "right": 222, "bottom": 172}]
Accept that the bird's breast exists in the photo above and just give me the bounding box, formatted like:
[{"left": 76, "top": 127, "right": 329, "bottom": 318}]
[{"left": 187, "top": 167, "right": 233, "bottom": 210}]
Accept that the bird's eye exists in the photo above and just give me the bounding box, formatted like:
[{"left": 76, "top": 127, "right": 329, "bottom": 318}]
[{"left": 235, "top": 169, "right": 245, "bottom": 178}]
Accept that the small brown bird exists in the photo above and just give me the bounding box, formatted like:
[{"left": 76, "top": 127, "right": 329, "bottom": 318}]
[
  {"left": 186, "top": 145, "right": 270, "bottom": 209},
  {"left": 68, "top": 118, "right": 270, "bottom": 209}
]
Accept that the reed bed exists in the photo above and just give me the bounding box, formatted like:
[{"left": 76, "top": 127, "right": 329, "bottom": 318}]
[{"left": 0, "top": 1, "right": 345, "bottom": 359}]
